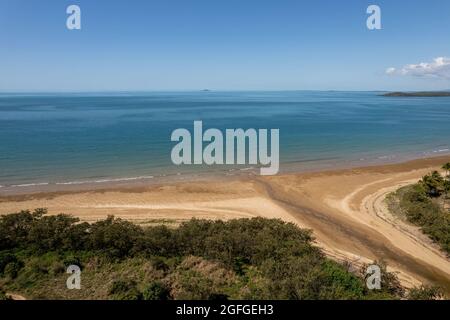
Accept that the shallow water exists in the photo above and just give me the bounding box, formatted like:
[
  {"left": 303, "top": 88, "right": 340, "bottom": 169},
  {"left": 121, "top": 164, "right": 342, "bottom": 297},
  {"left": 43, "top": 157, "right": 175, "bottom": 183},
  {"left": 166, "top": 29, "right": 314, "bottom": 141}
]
[{"left": 1, "top": 91, "right": 450, "bottom": 189}]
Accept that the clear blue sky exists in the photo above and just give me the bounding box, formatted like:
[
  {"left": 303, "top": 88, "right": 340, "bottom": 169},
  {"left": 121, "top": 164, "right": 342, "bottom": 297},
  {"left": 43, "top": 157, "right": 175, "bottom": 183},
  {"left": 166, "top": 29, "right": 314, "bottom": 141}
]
[{"left": 1, "top": 0, "right": 450, "bottom": 91}]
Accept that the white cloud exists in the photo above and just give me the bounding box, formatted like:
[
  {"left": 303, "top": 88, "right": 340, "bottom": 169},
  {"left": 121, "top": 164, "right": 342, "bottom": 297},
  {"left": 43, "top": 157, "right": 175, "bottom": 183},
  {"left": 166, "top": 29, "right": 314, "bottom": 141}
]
[
  {"left": 385, "top": 67, "right": 396, "bottom": 75},
  {"left": 386, "top": 57, "right": 450, "bottom": 79}
]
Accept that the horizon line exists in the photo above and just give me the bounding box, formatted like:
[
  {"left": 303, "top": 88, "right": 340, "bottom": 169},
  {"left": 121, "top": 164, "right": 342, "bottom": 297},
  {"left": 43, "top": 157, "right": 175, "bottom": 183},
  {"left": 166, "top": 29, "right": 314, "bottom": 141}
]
[{"left": 1, "top": 89, "right": 446, "bottom": 94}]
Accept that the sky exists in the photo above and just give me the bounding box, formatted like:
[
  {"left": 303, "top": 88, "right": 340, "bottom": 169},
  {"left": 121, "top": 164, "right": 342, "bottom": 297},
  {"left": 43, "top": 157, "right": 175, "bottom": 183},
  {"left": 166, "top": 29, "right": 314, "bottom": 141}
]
[{"left": 1, "top": 0, "right": 450, "bottom": 92}]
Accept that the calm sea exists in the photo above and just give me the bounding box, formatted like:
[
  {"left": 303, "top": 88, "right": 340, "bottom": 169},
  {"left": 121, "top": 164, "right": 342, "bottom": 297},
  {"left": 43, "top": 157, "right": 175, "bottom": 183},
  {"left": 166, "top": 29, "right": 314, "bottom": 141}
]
[{"left": 1, "top": 91, "right": 450, "bottom": 190}]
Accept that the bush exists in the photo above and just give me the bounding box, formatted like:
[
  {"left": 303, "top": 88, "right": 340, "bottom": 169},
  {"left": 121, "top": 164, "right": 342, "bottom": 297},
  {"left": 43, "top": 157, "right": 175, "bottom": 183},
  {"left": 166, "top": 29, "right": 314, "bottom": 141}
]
[
  {"left": 259, "top": 256, "right": 366, "bottom": 300},
  {"left": 27, "top": 214, "right": 82, "bottom": 251},
  {"left": 0, "top": 209, "right": 90, "bottom": 252},
  {"left": 50, "top": 261, "right": 66, "bottom": 275},
  {"left": 108, "top": 279, "right": 142, "bottom": 300},
  {"left": 4, "top": 261, "right": 24, "bottom": 279},
  {"left": 395, "top": 180, "right": 450, "bottom": 254},
  {"left": 0, "top": 288, "right": 10, "bottom": 300},
  {"left": 63, "top": 254, "right": 82, "bottom": 269},
  {"left": 0, "top": 210, "right": 41, "bottom": 250},
  {"left": 361, "top": 261, "right": 405, "bottom": 298},
  {"left": 149, "top": 256, "right": 169, "bottom": 272},
  {"left": 168, "top": 256, "right": 238, "bottom": 300},
  {"left": 142, "top": 281, "right": 171, "bottom": 300},
  {"left": 0, "top": 252, "right": 18, "bottom": 274},
  {"left": 408, "top": 285, "right": 444, "bottom": 300},
  {"left": 420, "top": 171, "right": 446, "bottom": 198},
  {"left": 88, "top": 216, "right": 143, "bottom": 259},
  {"left": 0, "top": 211, "right": 422, "bottom": 300}
]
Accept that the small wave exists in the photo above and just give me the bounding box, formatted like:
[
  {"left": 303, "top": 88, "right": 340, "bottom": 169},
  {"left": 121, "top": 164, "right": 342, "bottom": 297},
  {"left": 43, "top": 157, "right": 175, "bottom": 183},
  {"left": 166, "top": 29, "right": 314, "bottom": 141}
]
[
  {"left": 56, "top": 175, "right": 154, "bottom": 185},
  {"left": 239, "top": 167, "right": 255, "bottom": 171},
  {"left": 11, "top": 182, "right": 49, "bottom": 188},
  {"left": 4, "top": 176, "right": 156, "bottom": 188},
  {"left": 56, "top": 181, "right": 87, "bottom": 185},
  {"left": 93, "top": 176, "right": 154, "bottom": 183},
  {"left": 377, "top": 155, "right": 396, "bottom": 160}
]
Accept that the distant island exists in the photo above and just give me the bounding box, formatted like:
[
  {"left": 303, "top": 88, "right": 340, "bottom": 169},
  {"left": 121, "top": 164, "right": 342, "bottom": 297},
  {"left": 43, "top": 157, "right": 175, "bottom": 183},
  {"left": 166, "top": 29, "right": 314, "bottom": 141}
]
[{"left": 382, "top": 91, "right": 450, "bottom": 97}]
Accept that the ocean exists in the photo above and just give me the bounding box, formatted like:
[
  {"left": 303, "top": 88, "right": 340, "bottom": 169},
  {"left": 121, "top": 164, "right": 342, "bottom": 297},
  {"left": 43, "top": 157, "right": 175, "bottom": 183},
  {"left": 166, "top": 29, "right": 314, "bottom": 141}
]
[{"left": 1, "top": 91, "right": 450, "bottom": 190}]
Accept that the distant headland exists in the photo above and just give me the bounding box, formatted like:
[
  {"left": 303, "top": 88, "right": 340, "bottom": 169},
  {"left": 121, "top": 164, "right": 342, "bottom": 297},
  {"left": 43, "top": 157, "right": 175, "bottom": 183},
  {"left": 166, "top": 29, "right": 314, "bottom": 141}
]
[{"left": 382, "top": 91, "right": 450, "bottom": 97}]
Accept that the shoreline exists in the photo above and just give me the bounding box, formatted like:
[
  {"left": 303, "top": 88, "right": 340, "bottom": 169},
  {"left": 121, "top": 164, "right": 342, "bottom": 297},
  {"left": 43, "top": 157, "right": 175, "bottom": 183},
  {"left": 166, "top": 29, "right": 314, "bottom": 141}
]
[
  {"left": 2, "top": 151, "right": 450, "bottom": 197},
  {"left": 1, "top": 155, "right": 450, "bottom": 292}
]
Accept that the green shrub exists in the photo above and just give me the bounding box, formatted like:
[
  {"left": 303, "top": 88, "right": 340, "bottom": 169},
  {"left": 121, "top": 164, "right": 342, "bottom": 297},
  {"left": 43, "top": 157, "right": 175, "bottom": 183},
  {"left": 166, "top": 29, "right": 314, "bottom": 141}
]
[
  {"left": 0, "top": 210, "right": 427, "bottom": 300},
  {"left": 27, "top": 214, "right": 82, "bottom": 252},
  {"left": 394, "top": 180, "right": 450, "bottom": 254},
  {"left": 0, "top": 288, "right": 11, "bottom": 300},
  {"left": 63, "top": 254, "right": 82, "bottom": 269},
  {"left": 88, "top": 216, "right": 143, "bottom": 259},
  {"left": 4, "top": 261, "right": 24, "bottom": 279},
  {"left": 142, "top": 281, "right": 171, "bottom": 300},
  {"left": 149, "top": 256, "right": 169, "bottom": 272},
  {"left": 168, "top": 256, "right": 238, "bottom": 300},
  {"left": 50, "top": 261, "right": 66, "bottom": 275},
  {"left": 0, "top": 252, "right": 18, "bottom": 274},
  {"left": 408, "top": 285, "right": 444, "bottom": 300},
  {"left": 108, "top": 279, "right": 142, "bottom": 300},
  {"left": 420, "top": 171, "right": 446, "bottom": 198}
]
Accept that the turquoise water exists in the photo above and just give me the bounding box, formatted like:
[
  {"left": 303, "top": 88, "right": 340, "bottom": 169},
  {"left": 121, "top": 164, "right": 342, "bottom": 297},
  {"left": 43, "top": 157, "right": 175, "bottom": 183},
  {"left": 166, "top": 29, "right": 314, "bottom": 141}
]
[{"left": 1, "top": 91, "right": 450, "bottom": 189}]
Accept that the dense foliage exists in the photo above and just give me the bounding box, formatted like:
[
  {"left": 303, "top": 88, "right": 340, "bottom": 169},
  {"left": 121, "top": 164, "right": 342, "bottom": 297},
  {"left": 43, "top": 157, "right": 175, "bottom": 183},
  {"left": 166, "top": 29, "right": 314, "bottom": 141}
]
[
  {"left": 388, "top": 165, "right": 450, "bottom": 254},
  {"left": 0, "top": 209, "right": 443, "bottom": 300}
]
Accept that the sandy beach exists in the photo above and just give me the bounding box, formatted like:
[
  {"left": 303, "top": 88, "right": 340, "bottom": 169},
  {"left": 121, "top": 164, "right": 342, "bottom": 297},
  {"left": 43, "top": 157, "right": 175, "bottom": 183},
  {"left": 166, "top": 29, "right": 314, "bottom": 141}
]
[{"left": 1, "top": 155, "right": 450, "bottom": 292}]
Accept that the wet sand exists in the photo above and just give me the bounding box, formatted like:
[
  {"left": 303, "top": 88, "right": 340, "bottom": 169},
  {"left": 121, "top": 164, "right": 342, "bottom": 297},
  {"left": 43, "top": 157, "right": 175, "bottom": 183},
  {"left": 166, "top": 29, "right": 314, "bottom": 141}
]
[{"left": 1, "top": 156, "right": 450, "bottom": 291}]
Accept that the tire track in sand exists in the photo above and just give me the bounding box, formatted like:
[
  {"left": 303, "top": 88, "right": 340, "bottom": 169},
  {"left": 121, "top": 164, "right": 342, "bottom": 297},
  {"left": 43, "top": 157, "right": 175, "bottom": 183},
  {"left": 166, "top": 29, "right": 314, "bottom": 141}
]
[
  {"left": 254, "top": 174, "right": 450, "bottom": 291},
  {"left": 329, "top": 175, "right": 450, "bottom": 290}
]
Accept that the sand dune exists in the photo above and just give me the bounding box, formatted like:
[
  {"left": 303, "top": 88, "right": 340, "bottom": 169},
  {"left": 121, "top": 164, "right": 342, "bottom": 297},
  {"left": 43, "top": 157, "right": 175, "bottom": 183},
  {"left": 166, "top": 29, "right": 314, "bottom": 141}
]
[{"left": 1, "top": 156, "right": 450, "bottom": 291}]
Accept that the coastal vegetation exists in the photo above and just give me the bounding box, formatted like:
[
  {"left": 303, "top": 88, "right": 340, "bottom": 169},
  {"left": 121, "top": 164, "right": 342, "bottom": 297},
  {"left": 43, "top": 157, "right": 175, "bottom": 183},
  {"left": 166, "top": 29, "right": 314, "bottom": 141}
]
[
  {"left": 387, "top": 163, "right": 450, "bottom": 254},
  {"left": 0, "top": 209, "right": 443, "bottom": 300},
  {"left": 382, "top": 91, "right": 450, "bottom": 97}
]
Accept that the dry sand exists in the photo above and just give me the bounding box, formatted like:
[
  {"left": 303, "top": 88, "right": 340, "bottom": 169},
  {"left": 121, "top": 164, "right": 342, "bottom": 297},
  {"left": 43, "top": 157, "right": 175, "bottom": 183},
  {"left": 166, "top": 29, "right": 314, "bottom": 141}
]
[{"left": 1, "top": 156, "right": 450, "bottom": 291}]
